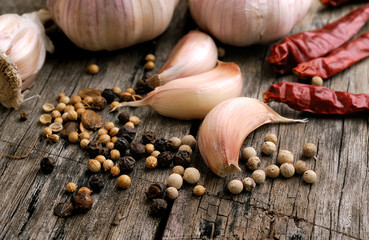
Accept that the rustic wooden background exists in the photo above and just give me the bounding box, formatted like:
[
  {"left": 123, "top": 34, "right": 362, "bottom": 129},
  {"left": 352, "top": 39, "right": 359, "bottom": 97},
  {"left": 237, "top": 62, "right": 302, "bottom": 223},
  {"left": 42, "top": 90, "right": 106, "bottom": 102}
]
[{"left": 1, "top": 0, "right": 368, "bottom": 239}]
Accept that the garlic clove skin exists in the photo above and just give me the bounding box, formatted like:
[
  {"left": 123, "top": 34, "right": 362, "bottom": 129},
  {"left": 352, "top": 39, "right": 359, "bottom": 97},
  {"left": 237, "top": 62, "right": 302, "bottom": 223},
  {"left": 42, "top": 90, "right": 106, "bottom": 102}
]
[
  {"left": 0, "top": 10, "right": 53, "bottom": 109},
  {"left": 147, "top": 30, "right": 218, "bottom": 88},
  {"left": 189, "top": 0, "right": 313, "bottom": 46},
  {"left": 47, "top": 0, "right": 179, "bottom": 51},
  {"left": 198, "top": 97, "right": 307, "bottom": 177},
  {"left": 112, "top": 61, "right": 243, "bottom": 120}
]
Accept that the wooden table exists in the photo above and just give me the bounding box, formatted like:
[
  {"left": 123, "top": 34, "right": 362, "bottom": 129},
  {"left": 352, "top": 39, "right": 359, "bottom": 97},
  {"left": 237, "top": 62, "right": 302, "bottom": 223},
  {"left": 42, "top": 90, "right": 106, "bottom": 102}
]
[{"left": 1, "top": 1, "right": 368, "bottom": 239}]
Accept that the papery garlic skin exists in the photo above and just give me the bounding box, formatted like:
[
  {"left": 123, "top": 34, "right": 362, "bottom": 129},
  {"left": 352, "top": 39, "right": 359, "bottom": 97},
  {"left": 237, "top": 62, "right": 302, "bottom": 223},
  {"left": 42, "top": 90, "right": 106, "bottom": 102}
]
[
  {"left": 189, "top": 0, "right": 313, "bottom": 46},
  {"left": 47, "top": 0, "right": 179, "bottom": 51},
  {"left": 198, "top": 97, "right": 307, "bottom": 177},
  {"left": 147, "top": 30, "right": 218, "bottom": 88},
  {"left": 113, "top": 61, "right": 243, "bottom": 120},
  {"left": 0, "top": 10, "right": 54, "bottom": 109}
]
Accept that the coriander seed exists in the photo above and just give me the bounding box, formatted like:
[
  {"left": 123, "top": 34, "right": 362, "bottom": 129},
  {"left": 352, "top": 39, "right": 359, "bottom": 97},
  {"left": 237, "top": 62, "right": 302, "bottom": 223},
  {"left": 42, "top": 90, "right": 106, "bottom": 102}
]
[
  {"left": 183, "top": 167, "right": 200, "bottom": 184},
  {"left": 277, "top": 150, "right": 294, "bottom": 164},
  {"left": 68, "top": 131, "right": 79, "bottom": 143},
  {"left": 129, "top": 116, "right": 141, "bottom": 125},
  {"left": 59, "top": 96, "right": 70, "bottom": 105},
  {"left": 56, "top": 102, "right": 66, "bottom": 112},
  {"left": 80, "top": 139, "right": 90, "bottom": 149},
  {"left": 181, "top": 135, "right": 196, "bottom": 148},
  {"left": 120, "top": 92, "right": 132, "bottom": 102},
  {"left": 103, "top": 159, "right": 114, "bottom": 171},
  {"left": 70, "top": 95, "right": 82, "bottom": 105},
  {"left": 66, "top": 182, "right": 77, "bottom": 193},
  {"left": 84, "top": 96, "right": 93, "bottom": 105},
  {"left": 124, "top": 121, "right": 135, "bottom": 129},
  {"left": 61, "top": 112, "right": 69, "bottom": 122},
  {"left": 151, "top": 150, "right": 161, "bottom": 158},
  {"left": 54, "top": 117, "right": 63, "bottom": 124},
  {"left": 166, "top": 137, "right": 181, "bottom": 150},
  {"left": 106, "top": 142, "right": 115, "bottom": 150},
  {"left": 58, "top": 92, "right": 65, "bottom": 99},
  {"left": 87, "top": 64, "right": 99, "bottom": 74},
  {"left": 242, "top": 177, "right": 256, "bottom": 191},
  {"left": 145, "top": 144, "right": 155, "bottom": 154},
  {"left": 104, "top": 121, "right": 115, "bottom": 131},
  {"left": 145, "top": 53, "right": 156, "bottom": 62},
  {"left": 88, "top": 159, "right": 101, "bottom": 172},
  {"left": 312, "top": 76, "right": 323, "bottom": 86},
  {"left": 302, "top": 143, "right": 317, "bottom": 157},
  {"left": 294, "top": 160, "right": 308, "bottom": 174},
  {"left": 50, "top": 123, "right": 63, "bottom": 133},
  {"left": 303, "top": 170, "right": 317, "bottom": 184},
  {"left": 228, "top": 179, "right": 243, "bottom": 194},
  {"left": 40, "top": 114, "right": 52, "bottom": 125},
  {"left": 264, "top": 133, "right": 277, "bottom": 144},
  {"left": 165, "top": 187, "right": 178, "bottom": 200},
  {"left": 145, "top": 61, "right": 155, "bottom": 70},
  {"left": 110, "top": 101, "right": 120, "bottom": 111},
  {"left": 193, "top": 185, "right": 206, "bottom": 196},
  {"left": 112, "top": 136, "right": 118, "bottom": 143},
  {"left": 63, "top": 105, "right": 74, "bottom": 113},
  {"left": 111, "top": 165, "right": 120, "bottom": 176},
  {"left": 43, "top": 127, "right": 52, "bottom": 137},
  {"left": 145, "top": 156, "right": 158, "bottom": 169},
  {"left": 280, "top": 163, "right": 295, "bottom": 178},
  {"left": 79, "top": 132, "right": 90, "bottom": 140},
  {"left": 172, "top": 165, "right": 184, "bottom": 176},
  {"left": 74, "top": 102, "right": 84, "bottom": 110},
  {"left": 98, "top": 134, "right": 111, "bottom": 144},
  {"left": 265, "top": 165, "right": 280, "bottom": 178},
  {"left": 178, "top": 144, "right": 192, "bottom": 155},
  {"left": 110, "top": 149, "right": 120, "bottom": 160},
  {"left": 261, "top": 141, "right": 276, "bottom": 155},
  {"left": 51, "top": 110, "right": 61, "bottom": 119},
  {"left": 77, "top": 108, "right": 85, "bottom": 116},
  {"left": 241, "top": 147, "right": 257, "bottom": 160},
  {"left": 78, "top": 187, "right": 93, "bottom": 195},
  {"left": 95, "top": 155, "right": 106, "bottom": 164},
  {"left": 112, "top": 86, "right": 122, "bottom": 95},
  {"left": 125, "top": 88, "right": 135, "bottom": 95},
  {"left": 48, "top": 134, "right": 60, "bottom": 144},
  {"left": 167, "top": 173, "right": 183, "bottom": 189},
  {"left": 246, "top": 156, "right": 261, "bottom": 171},
  {"left": 117, "top": 175, "right": 131, "bottom": 189},
  {"left": 67, "top": 110, "right": 78, "bottom": 121},
  {"left": 251, "top": 170, "right": 266, "bottom": 184},
  {"left": 98, "top": 128, "right": 108, "bottom": 136},
  {"left": 42, "top": 103, "right": 55, "bottom": 112},
  {"left": 109, "top": 127, "right": 119, "bottom": 137},
  {"left": 19, "top": 111, "right": 29, "bottom": 121}
]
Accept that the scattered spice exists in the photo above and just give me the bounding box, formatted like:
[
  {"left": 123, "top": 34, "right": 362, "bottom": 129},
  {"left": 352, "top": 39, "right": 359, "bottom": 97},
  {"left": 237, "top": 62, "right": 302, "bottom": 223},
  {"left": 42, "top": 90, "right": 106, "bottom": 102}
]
[
  {"left": 117, "top": 175, "right": 131, "bottom": 189},
  {"left": 166, "top": 137, "right": 181, "bottom": 150},
  {"left": 264, "top": 134, "right": 277, "bottom": 144},
  {"left": 110, "top": 101, "right": 120, "bottom": 111},
  {"left": 74, "top": 192, "right": 93, "bottom": 211},
  {"left": 54, "top": 202, "right": 75, "bottom": 218},
  {"left": 251, "top": 170, "right": 266, "bottom": 184},
  {"left": 154, "top": 138, "right": 167, "bottom": 152},
  {"left": 266, "top": 4, "right": 369, "bottom": 74},
  {"left": 277, "top": 150, "right": 294, "bottom": 164},
  {"left": 104, "top": 121, "right": 115, "bottom": 130},
  {"left": 228, "top": 179, "right": 243, "bottom": 194},
  {"left": 89, "top": 159, "right": 101, "bottom": 172},
  {"left": 157, "top": 151, "right": 174, "bottom": 168},
  {"left": 311, "top": 76, "right": 323, "bottom": 86},
  {"left": 129, "top": 142, "right": 146, "bottom": 160},
  {"left": 20, "top": 111, "right": 29, "bottom": 121},
  {"left": 165, "top": 187, "right": 179, "bottom": 200},
  {"left": 40, "top": 114, "right": 52, "bottom": 125},
  {"left": 119, "top": 156, "right": 136, "bottom": 173},
  {"left": 150, "top": 199, "right": 167, "bottom": 216},
  {"left": 280, "top": 163, "right": 295, "bottom": 178},
  {"left": 145, "top": 144, "right": 155, "bottom": 154},
  {"left": 141, "top": 131, "right": 157, "bottom": 144},
  {"left": 242, "top": 177, "right": 256, "bottom": 192},
  {"left": 246, "top": 156, "right": 261, "bottom": 171},
  {"left": 68, "top": 131, "right": 79, "bottom": 143},
  {"left": 303, "top": 170, "right": 317, "bottom": 183},
  {"left": 48, "top": 134, "right": 60, "bottom": 144},
  {"left": 129, "top": 116, "right": 141, "bottom": 125},
  {"left": 167, "top": 173, "right": 183, "bottom": 189},
  {"left": 193, "top": 185, "right": 206, "bottom": 196},
  {"left": 172, "top": 165, "right": 184, "bottom": 176},
  {"left": 145, "top": 54, "right": 156, "bottom": 62},
  {"left": 265, "top": 165, "right": 280, "bottom": 178},
  {"left": 95, "top": 155, "right": 106, "bottom": 164},
  {"left": 66, "top": 182, "right": 77, "bottom": 193},
  {"left": 87, "top": 141, "right": 109, "bottom": 158},
  {"left": 114, "top": 137, "right": 130, "bottom": 155},
  {"left": 87, "top": 64, "right": 99, "bottom": 74},
  {"left": 110, "top": 149, "right": 120, "bottom": 160},
  {"left": 111, "top": 166, "right": 120, "bottom": 176},
  {"left": 302, "top": 143, "right": 317, "bottom": 157},
  {"left": 91, "top": 96, "right": 107, "bottom": 110},
  {"left": 116, "top": 126, "right": 136, "bottom": 142},
  {"left": 145, "top": 156, "right": 158, "bottom": 169},
  {"left": 145, "top": 182, "right": 166, "bottom": 199},
  {"left": 103, "top": 159, "right": 114, "bottom": 171},
  {"left": 101, "top": 89, "right": 116, "bottom": 103},
  {"left": 124, "top": 122, "right": 135, "bottom": 129},
  {"left": 178, "top": 145, "right": 192, "bottom": 155},
  {"left": 181, "top": 135, "right": 196, "bottom": 149},
  {"left": 172, "top": 150, "right": 191, "bottom": 167},
  {"left": 40, "top": 157, "right": 56, "bottom": 174},
  {"left": 81, "top": 110, "right": 104, "bottom": 130},
  {"left": 241, "top": 147, "right": 257, "bottom": 160},
  {"left": 118, "top": 111, "right": 130, "bottom": 125},
  {"left": 61, "top": 121, "right": 79, "bottom": 138},
  {"left": 78, "top": 187, "right": 93, "bottom": 195},
  {"left": 294, "top": 160, "right": 308, "bottom": 174},
  {"left": 151, "top": 150, "right": 161, "bottom": 158},
  {"left": 261, "top": 141, "right": 276, "bottom": 155},
  {"left": 89, "top": 175, "right": 105, "bottom": 193},
  {"left": 183, "top": 167, "right": 200, "bottom": 184},
  {"left": 145, "top": 61, "right": 155, "bottom": 70}
]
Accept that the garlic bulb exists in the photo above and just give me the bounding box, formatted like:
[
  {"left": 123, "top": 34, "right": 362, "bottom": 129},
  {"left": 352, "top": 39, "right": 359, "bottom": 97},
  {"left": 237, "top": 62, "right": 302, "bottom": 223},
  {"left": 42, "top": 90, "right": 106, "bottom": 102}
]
[
  {"left": 198, "top": 97, "right": 307, "bottom": 177},
  {"left": 0, "top": 10, "right": 54, "bottom": 109},
  {"left": 189, "top": 0, "right": 313, "bottom": 46},
  {"left": 112, "top": 61, "right": 243, "bottom": 120},
  {"left": 47, "top": 0, "right": 179, "bottom": 51},
  {"left": 147, "top": 30, "right": 218, "bottom": 88}
]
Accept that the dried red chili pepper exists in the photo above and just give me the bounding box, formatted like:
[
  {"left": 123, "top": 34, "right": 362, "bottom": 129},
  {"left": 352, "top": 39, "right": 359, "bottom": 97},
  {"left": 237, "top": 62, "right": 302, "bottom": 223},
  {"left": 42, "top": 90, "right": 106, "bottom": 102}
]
[
  {"left": 321, "top": 0, "right": 350, "bottom": 7},
  {"left": 293, "top": 31, "right": 369, "bottom": 79},
  {"left": 263, "top": 82, "right": 369, "bottom": 115},
  {"left": 266, "top": 3, "right": 369, "bottom": 75}
]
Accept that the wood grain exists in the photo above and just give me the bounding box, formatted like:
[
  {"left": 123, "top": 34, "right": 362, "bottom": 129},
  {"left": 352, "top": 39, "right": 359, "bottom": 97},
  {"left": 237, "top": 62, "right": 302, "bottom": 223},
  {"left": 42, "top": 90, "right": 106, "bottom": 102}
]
[{"left": 1, "top": 0, "right": 369, "bottom": 239}]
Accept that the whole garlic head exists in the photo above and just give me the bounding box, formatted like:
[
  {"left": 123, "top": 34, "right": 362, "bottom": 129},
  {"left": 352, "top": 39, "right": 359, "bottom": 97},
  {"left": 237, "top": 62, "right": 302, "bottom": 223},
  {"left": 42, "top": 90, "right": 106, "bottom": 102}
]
[
  {"left": 47, "top": 0, "right": 179, "bottom": 51},
  {"left": 0, "top": 10, "right": 54, "bottom": 109},
  {"left": 189, "top": 0, "right": 313, "bottom": 46}
]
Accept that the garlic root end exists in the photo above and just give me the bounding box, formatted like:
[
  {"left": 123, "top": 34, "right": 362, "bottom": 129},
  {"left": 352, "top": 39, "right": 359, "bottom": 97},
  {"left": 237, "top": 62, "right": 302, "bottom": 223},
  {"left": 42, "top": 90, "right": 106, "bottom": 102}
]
[{"left": 109, "top": 100, "right": 148, "bottom": 113}]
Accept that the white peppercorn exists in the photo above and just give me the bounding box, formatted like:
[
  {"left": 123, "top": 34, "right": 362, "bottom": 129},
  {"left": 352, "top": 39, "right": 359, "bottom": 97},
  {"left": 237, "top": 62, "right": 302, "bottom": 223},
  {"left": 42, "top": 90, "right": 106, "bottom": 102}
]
[
  {"left": 241, "top": 147, "right": 257, "bottom": 160},
  {"left": 277, "top": 150, "right": 294, "bottom": 164},
  {"left": 242, "top": 178, "right": 256, "bottom": 191},
  {"left": 165, "top": 187, "right": 178, "bottom": 200},
  {"left": 261, "top": 141, "right": 276, "bottom": 155},
  {"left": 167, "top": 173, "right": 183, "bottom": 189},
  {"left": 181, "top": 135, "right": 196, "bottom": 148},
  {"left": 251, "top": 170, "right": 266, "bottom": 184},
  {"left": 172, "top": 165, "right": 184, "bottom": 176},
  {"left": 265, "top": 165, "right": 280, "bottom": 178},
  {"left": 246, "top": 156, "right": 261, "bottom": 171},
  {"left": 280, "top": 163, "right": 295, "bottom": 178},
  {"left": 264, "top": 133, "right": 277, "bottom": 144},
  {"left": 178, "top": 145, "right": 192, "bottom": 155},
  {"left": 294, "top": 160, "right": 308, "bottom": 174},
  {"left": 302, "top": 143, "right": 317, "bottom": 157},
  {"left": 183, "top": 167, "right": 200, "bottom": 184},
  {"left": 228, "top": 180, "right": 243, "bottom": 194},
  {"left": 303, "top": 170, "right": 317, "bottom": 183}
]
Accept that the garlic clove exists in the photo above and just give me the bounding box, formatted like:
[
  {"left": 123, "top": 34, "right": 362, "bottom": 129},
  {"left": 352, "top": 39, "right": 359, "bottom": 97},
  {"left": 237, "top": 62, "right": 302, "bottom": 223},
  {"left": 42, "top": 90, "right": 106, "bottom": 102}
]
[
  {"left": 0, "top": 10, "right": 54, "bottom": 109},
  {"left": 189, "top": 0, "right": 312, "bottom": 46},
  {"left": 198, "top": 97, "right": 307, "bottom": 177},
  {"left": 47, "top": 0, "right": 179, "bottom": 51},
  {"left": 146, "top": 30, "right": 218, "bottom": 88},
  {"left": 111, "top": 61, "right": 243, "bottom": 120}
]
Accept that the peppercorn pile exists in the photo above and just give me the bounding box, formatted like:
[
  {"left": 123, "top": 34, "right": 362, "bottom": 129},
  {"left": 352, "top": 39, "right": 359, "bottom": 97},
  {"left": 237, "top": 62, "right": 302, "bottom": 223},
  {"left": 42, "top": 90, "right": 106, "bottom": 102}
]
[{"left": 226, "top": 133, "right": 318, "bottom": 195}]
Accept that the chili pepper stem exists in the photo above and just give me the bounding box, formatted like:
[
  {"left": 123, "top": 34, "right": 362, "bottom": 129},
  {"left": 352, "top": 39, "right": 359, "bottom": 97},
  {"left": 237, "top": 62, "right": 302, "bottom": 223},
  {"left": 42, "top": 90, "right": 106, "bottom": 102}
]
[{"left": 110, "top": 100, "right": 148, "bottom": 112}]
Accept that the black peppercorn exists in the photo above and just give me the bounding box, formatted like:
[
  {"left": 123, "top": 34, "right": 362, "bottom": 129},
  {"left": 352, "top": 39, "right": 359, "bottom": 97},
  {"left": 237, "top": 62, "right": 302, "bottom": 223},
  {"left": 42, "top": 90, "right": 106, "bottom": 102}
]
[
  {"left": 53, "top": 202, "right": 75, "bottom": 218},
  {"left": 119, "top": 156, "right": 136, "bottom": 172},
  {"left": 141, "top": 131, "right": 157, "bottom": 144},
  {"left": 154, "top": 138, "right": 167, "bottom": 152},
  {"left": 40, "top": 157, "right": 56, "bottom": 174},
  {"left": 129, "top": 142, "right": 145, "bottom": 160},
  {"left": 157, "top": 151, "right": 174, "bottom": 168},
  {"left": 135, "top": 79, "right": 153, "bottom": 94},
  {"left": 117, "top": 125, "right": 136, "bottom": 142},
  {"left": 74, "top": 192, "right": 93, "bottom": 212},
  {"left": 150, "top": 199, "right": 168, "bottom": 216},
  {"left": 118, "top": 111, "right": 130, "bottom": 125},
  {"left": 173, "top": 150, "right": 191, "bottom": 167},
  {"left": 145, "top": 182, "right": 166, "bottom": 199},
  {"left": 19, "top": 111, "right": 29, "bottom": 121},
  {"left": 114, "top": 137, "right": 130, "bottom": 155},
  {"left": 89, "top": 176, "right": 105, "bottom": 193},
  {"left": 87, "top": 141, "right": 106, "bottom": 158},
  {"left": 101, "top": 89, "right": 116, "bottom": 103}
]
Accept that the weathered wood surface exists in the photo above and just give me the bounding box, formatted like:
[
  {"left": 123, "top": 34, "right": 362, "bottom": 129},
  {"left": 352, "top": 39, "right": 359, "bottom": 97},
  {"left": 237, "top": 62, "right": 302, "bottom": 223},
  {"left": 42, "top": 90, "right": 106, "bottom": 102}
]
[{"left": 1, "top": 0, "right": 368, "bottom": 239}]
